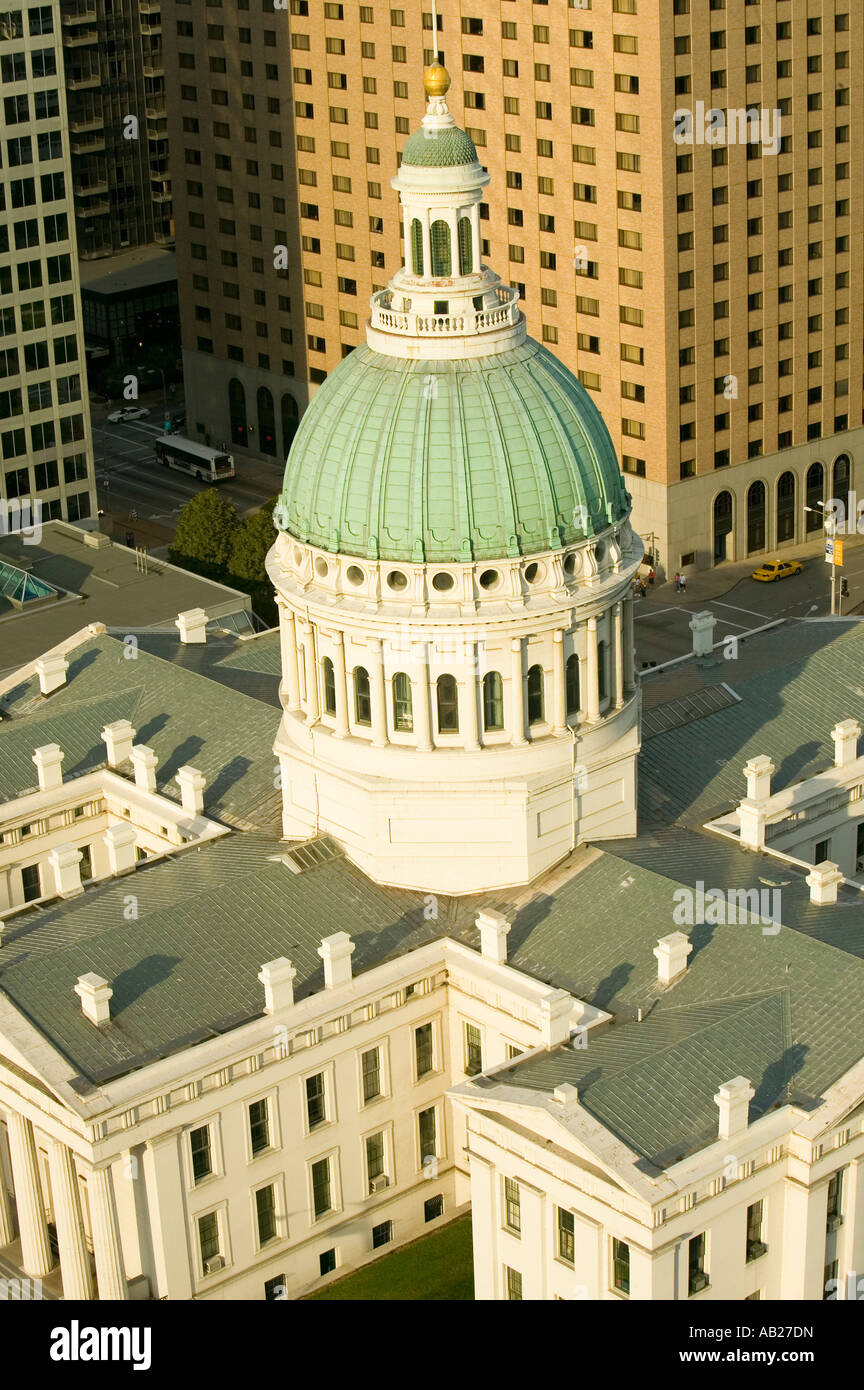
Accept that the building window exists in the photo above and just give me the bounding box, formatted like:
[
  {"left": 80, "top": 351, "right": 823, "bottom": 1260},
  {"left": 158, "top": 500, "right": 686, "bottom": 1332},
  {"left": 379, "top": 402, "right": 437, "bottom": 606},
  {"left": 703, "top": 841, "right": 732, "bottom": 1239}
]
[
  {"left": 312, "top": 1158, "right": 332, "bottom": 1219},
  {"left": 264, "top": 1274, "right": 285, "bottom": 1300},
  {"left": 190, "top": 1126, "right": 212, "bottom": 1183},
  {"left": 306, "top": 1072, "right": 327, "bottom": 1128},
  {"left": 249, "top": 1099, "right": 270, "bottom": 1156},
  {"left": 415, "top": 1022, "right": 434, "bottom": 1077},
  {"left": 198, "top": 1212, "right": 221, "bottom": 1268},
  {"left": 323, "top": 657, "right": 337, "bottom": 715},
  {"left": 597, "top": 641, "right": 608, "bottom": 702},
  {"left": 557, "top": 1208, "right": 575, "bottom": 1265},
  {"left": 436, "top": 674, "right": 459, "bottom": 732},
  {"left": 425, "top": 1194, "right": 444, "bottom": 1222},
  {"left": 354, "top": 665, "right": 371, "bottom": 725},
  {"left": 504, "top": 1265, "right": 522, "bottom": 1300},
  {"left": 824, "top": 1259, "right": 839, "bottom": 1300},
  {"left": 410, "top": 217, "right": 424, "bottom": 274},
  {"left": 256, "top": 1184, "right": 277, "bottom": 1244},
  {"left": 458, "top": 216, "right": 472, "bottom": 274},
  {"left": 815, "top": 839, "right": 831, "bottom": 864},
  {"left": 430, "top": 219, "right": 451, "bottom": 276},
  {"left": 746, "top": 1200, "right": 766, "bottom": 1261},
  {"left": 566, "top": 654, "right": 580, "bottom": 716},
  {"left": 365, "top": 1131, "right": 386, "bottom": 1189},
  {"left": 372, "top": 1220, "right": 393, "bottom": 1249},
  {"left": 21, "top": 863, "right": 41, "bottom": 903},
  {"left": 526, "top": 664, "right": 544, "bottom": 724},
  {"left": 319, "top": 1247, "right": 336, "bottom": 1276},
  {"left": 688, "top": 1233, "right": 708, "bottom": 1294},
  {"left": 418, "top": 1106, "right": 437, "bottom": 1168},
  {"left": 826, "top": 1169, "right": 844, "bottom": 1228},
  {"left": 464, "top": 1022, "right": 483, "bottom": 1076},
  {"left": 503, "top": 1177, "right": 521, "bottom": 1233},
  {"left": 612, "top": 1237, "right": 630, "bottom": 1294},
  {"left": 483, "top": 671, "right": 504, "bottom": 730},
  {"left": 392, "top": 671, "right": 413, "bottom": 731},
  {"left": 361, "top": 1046, "right": 382, "bottom": 1103}
]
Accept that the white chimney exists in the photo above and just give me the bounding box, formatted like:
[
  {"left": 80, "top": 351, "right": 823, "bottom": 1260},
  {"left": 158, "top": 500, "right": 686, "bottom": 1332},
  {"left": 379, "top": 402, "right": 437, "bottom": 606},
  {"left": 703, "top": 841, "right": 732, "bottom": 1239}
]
[
  {"left": 806, "top": 861, "right": 844, "bottom": 905},
  {"left": 318, "top": 931, "right": 355, "bottom": 989},
  {"left": 654, "top": 931, "right": 692, "bottom": 986},
  {"left": 476, "top": 908, "right": 511, "bottom": 964},
  {"left": 539, "top": 989, "right": 573, "bottom": 1047},
  {"left": 258, "top": 957, "right": 297, "bottom": 1014},
  {"left": 832, "top": 719, "right": 861, "bottom": 769},
  {"left": 130, "top": 745, "right": 158, "bottom": 793},
  {"left": 714, "top": 1076, "right": 754, "bottom": 1141},
  {"left": 176, "top": 766, "right": 207, "bottom": 816},
  {"left": 74, "top": 973, "right": 113, "bottom": 1026},
  {"left": 104, "top": 824, "right": 138, "bottom": 876},
  {"left": 35, "top": 653, "right": 68, "bottom": 696},
  {"left": 101, "top": 719, "right": 136, "bottom": 768},
  {"left": 689, "top": 610, "right": 717, "bottom": 658},
  {"left": 743, "top": 755, "right": 774, "bottom": 802},
  {"left": 32, "top": 743, "right": 64, "bottom": 791},
  {"left": 48, "top": 844, "right": 84, "bottom": 898},
  {"left": 738, "top": 799, "right": 768, "bottom": 849},
  {"left": 175, "top": 608, "right": 208, "bottom": 645}
]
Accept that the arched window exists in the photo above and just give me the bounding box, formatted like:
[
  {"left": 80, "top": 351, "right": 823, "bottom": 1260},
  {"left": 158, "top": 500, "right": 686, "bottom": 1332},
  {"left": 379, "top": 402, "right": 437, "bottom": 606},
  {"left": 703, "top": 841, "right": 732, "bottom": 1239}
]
[
  {"left": 483, "top": 671, "right": 503, "bottom": 730},
  {"left": 777, "top": 470, "right": 795, "bottom": 543},
  {"left": 458, "top": 215, "right": 472, "bottom": 275},
  {"left": 430, "top": 219, "right": 451, "bottom": 277},
  {"left": 597, "top": 642, "right": 608, "bottom": 702},
  {"left": 281, "top": 393, "right": 299, "bottom": 455},
  {"left": 834, "top": 454, "right": 851, "bottom": 523},
  {"left": 527, "top": 664, "right": 544, "bottom": 725},
  {"left": 392, "top": 672, "right": 413, "bottom": 731},
  {"left": 806, "top": 461, "right": 824, "bottom": 533},
  {"left": 410, "top": 218, "right": 424, "bottom": 275},
  {"left": 566, "top": 654, "right": 580, "bottom": 716},
  {"left": 436, "top": 674, "right": 459, "bottom": 732},
  {"left": 713, "top": 490, "right": 733, "bottom": 564},
  {"left": 257, "top": 386, "right": 276, "bottom": 457},
  {"left": 228, "top": 378, "right": 247, "bottom": 447},
  {"left": 747, "top": 481, "right": 766, "bottom": 554},
  {"left": 322, "top": 657, "right": 336, "bottom": 715},
  {"left": 354, "top": 666, "right": 371, "bottom": 725}
]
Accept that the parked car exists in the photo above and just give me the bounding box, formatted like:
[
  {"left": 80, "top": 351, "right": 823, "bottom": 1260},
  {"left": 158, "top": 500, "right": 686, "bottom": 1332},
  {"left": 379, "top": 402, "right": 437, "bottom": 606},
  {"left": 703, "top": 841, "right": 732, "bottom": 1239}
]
[
  {"left": 751, "top": 559, "right": 803, "bottom": 582},
  {"left": 107, "top": 406, "right": 149, "bottom": 423}
]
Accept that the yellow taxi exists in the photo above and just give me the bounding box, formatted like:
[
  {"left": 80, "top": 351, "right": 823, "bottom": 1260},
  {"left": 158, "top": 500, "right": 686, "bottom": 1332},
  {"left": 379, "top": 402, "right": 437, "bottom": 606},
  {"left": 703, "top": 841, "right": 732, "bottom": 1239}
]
[{"left": 751, "top": 559, "right": 803, "bottom": 582}]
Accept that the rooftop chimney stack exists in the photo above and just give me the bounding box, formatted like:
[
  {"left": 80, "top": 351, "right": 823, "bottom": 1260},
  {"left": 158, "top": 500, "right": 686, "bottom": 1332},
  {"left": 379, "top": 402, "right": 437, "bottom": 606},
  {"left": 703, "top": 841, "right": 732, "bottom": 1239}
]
[
  {"left": 318, "top": 932, "right": 356, "bottom": 989},
  {"left": 714, "top": 1076, "right": 755, "bottom": 1141},
  {"left": 806, "top": 861, "right": 844, "bottom": 905},
  {"left": 32, "top": 743, "right": 64, "bottom": 792},
  {"left": 653, "top": 931, "right": 693, "bottom": 986},
  {"left": 258, "top": 957, "right": 297, "bottom": 1014},
  {"left": 175, "top": 766, "right": 207, "bottom": 817},
  {"left": 48, "top": 844, "right": 84, "bottom": 899},
  {"left": 743, "top": 755, "right": 775, "bottom": 802},
  {"left": 175, "top": 608, "right": 208, "bottom": 645},
  {"left": 831, "top": 719, "right": 861, "bottom": 769},
  {"left": 74, "top": 973, "right": 113, "bottom": 1026},
  {"left": 130, "top": 745, "right": 159, "bottom": 794},
  {"left": 476, "top": 908, "right": 511, "bottom": 964},
  {"left": 689, "top": 611, "right": 717, "bottom": 658},
  {"left": 539, "top": 989, "right": 573, "bottom": 1047},
  {"left": 101, "top": 720, "right": 136, "bottom": 768},
  {"left": 35, "top": 653, "right": 68, "bottom": 696},
  {"left": 104, "top": 824, "right": 138, "bottom": 877}
]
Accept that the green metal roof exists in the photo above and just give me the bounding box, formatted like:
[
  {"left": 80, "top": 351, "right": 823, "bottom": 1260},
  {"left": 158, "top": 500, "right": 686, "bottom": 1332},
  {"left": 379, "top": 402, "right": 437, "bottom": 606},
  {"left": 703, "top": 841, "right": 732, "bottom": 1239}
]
[
  {"left": 400, "top": 124, "right": 479, "bottom": 168},
  {"left": 274, "top": 340, "right": 629, "bottom": 562}
]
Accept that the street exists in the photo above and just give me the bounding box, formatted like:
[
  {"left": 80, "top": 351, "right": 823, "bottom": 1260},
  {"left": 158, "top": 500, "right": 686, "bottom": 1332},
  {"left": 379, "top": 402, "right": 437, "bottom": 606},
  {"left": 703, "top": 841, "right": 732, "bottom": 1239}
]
[{"left": 90, "top": 398, "right": 285, "bottom": 551}]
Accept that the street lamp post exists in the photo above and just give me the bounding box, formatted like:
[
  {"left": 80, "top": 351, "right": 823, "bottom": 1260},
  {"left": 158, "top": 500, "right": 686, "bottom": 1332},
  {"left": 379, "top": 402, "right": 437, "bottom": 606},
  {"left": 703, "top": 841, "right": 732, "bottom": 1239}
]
[{"left": 804, "top": 502, "right": 836, "bottom": 615}]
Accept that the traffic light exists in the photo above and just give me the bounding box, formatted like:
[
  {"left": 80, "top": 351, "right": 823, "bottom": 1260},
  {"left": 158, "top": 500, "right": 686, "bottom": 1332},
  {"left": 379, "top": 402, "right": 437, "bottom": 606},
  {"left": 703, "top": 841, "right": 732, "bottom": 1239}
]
[{"left": 841, "top": 579, "right": 850, "bottom": 599}]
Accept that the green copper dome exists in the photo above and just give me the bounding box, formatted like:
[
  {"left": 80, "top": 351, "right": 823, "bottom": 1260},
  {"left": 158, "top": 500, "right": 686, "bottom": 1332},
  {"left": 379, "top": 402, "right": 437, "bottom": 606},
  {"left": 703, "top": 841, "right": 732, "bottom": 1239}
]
[
  {"left": 274, "top": 339, "right": 630, "bottom": 564},
  {"left": 400, "top": 125, "right": 479, "bottom": 168}
]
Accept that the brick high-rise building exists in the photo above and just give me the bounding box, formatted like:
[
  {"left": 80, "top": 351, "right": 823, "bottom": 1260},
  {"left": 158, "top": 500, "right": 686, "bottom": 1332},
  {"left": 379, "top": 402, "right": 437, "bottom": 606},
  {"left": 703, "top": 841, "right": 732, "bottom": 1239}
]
[
  {"left": 1, "top": 0, "right": 97, "bottom": 529},
  {"left": 165, "top": 0, "right": 863, "bottom": 575}
]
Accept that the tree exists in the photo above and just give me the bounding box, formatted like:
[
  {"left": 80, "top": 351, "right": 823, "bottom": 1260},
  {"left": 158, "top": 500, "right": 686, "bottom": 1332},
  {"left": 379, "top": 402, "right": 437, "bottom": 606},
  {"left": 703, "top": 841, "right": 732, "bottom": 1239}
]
[
  {"left": 227, "top": 498, "right": 279, "bottom": 627},
  {"left": 170, "top": 489, "right": 240, "bottom": 579}
]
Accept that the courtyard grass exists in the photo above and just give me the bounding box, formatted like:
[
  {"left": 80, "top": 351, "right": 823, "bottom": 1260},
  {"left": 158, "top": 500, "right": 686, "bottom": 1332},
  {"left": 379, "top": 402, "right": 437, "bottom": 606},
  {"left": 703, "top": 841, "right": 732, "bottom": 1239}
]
[{"left": 304, "top": 1214, "right": 474, "bottom": 1301}]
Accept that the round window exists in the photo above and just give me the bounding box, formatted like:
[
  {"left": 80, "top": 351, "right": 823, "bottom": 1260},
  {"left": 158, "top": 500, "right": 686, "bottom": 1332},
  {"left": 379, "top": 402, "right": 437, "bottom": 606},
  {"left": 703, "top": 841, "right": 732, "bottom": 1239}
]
[
  {"left": 563, "top": 553, "right": 577, "bottom": 575},
  {"left": 346, "top": 565, "right": 365, "bottom": 585},
  {"left": 524, "top": 561, "right": 543, "bottom": 585},
  {"left": 314, "top": 557, "right": 329, "bottom": 578},
  {"left": 432, "top": 572, "right": 455, "bottom": 592},
  {"left": 594, "top": 542, "right": 605, "bottom": 565},
  {"left": 479, "top": 569, "right": 500, "bottom": 590},
  {"left": 387, "top": 570, "right": 408, "bottom": 591}
]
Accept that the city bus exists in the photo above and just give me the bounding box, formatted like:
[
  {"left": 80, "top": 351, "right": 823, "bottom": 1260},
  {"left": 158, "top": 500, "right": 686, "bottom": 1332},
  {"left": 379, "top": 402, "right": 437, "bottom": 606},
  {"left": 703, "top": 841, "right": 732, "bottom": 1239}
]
[{"left": 154, "top": 436, "right": 235, "bottom": 482}]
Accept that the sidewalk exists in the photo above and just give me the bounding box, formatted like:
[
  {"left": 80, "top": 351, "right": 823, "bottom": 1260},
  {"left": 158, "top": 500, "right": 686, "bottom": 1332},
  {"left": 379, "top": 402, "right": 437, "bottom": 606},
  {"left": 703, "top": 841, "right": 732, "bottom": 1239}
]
[{"left": 638, "top": 530, "right": 854, "bottom": 610}]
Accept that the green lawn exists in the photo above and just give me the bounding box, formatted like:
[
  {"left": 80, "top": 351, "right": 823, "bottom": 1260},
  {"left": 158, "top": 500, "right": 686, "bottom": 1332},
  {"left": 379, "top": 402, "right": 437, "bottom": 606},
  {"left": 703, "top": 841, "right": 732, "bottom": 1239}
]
[{"left": 304, "top": 1214, "right": 474, "bottom": 1301}]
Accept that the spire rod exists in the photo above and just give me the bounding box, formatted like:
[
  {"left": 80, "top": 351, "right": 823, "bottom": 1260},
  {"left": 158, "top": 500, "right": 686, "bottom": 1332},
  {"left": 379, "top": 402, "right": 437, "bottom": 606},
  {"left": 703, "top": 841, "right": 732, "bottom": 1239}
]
[{"left": 430, "top": 0, "right": 440, "bottom": 65}]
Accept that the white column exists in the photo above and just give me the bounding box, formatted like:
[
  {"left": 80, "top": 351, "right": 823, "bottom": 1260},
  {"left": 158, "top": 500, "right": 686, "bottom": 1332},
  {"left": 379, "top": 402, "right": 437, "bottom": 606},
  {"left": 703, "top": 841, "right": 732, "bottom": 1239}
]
[
  {"left": 332, "top": 632, "right": 349, "bottom": 738},
  {"left": 48, "top": 1142, "right": 92, "bottom": 1301},
  {"left": 471, "top": 204, "right": 481, "bottom": 271},
  {"left": 623, "top": 595, "right": 636, "bottom": 692},
  {"left": 459, "top": 661, "right": 480, "bottom": 751},
  {"left": 510, "top": 638, "right": 527, "bottom": 746},
  {"left": 278, "top": 602, "right": 302, "bottom": 712},
  {"left": 552, "top": 630, "right": 567, "bottom": 733},
  {"left": 87, "top": 1164, "right": 129, "bottom": 1301},
  {"left": 402, "top": 208, "right": 412, "bottom": 268},
  {"left": 370, "top": 638, "right": 388, "bottom": 748},
  {"left": 445, "top": 209, "right": 459, "bottom": 275},
  {"left": 6, "top": 1112, "right": 53, "bottom": 1277},
  {"left": 585, "top": 617, "right": 600, "bottom": 724},
  {"left": 413, "top": 642, "right": 433, "bottom": 751},
  {"left": 420, "top": 211, "right": 431, "bottom": 277},
  {"left": 299, "top": 621, "right": 319, "bottom": 723},
  {"left": 613, "top": 602, "right": 625, "bottom": 709},
  {"left": 0, "top": 1124, "right": 15, "bottom": 1247}
]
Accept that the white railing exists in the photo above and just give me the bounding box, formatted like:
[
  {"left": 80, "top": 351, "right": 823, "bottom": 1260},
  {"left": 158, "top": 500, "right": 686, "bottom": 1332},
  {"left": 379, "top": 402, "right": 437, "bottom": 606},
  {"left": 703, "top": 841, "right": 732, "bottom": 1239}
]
[{"left": 370, "top": 286, "right": 520, "bottom": 337}]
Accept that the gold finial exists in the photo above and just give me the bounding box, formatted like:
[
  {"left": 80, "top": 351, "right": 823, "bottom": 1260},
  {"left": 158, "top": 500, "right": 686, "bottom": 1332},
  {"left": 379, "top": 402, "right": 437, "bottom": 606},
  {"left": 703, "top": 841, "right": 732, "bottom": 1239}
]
[{"left": 423, "top": 63, "right": 450, "bottom": 98}]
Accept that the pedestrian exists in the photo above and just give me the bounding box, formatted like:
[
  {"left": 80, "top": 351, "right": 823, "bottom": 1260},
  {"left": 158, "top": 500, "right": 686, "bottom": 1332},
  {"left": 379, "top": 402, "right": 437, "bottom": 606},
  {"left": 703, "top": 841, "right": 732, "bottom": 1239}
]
[
  {"left": 673, "top": 571, "right": 680, "bottom": 592},
  {"left": 679, "top": 572, "right": 687, "bottom": 594},
  {"left": 648, "top": 567, "right": 655, "bottom": 586}
]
